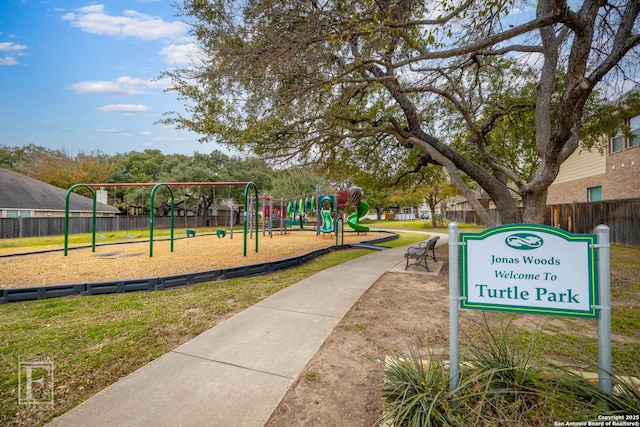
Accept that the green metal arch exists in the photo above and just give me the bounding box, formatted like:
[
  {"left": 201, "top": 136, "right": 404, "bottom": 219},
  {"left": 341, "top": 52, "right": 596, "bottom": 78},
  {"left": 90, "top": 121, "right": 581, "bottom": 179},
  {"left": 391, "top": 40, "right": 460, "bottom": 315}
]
[
  {"left": 244, "top": 182, "right": 259, "bottom": 256},
  {"left": 64, "top": 184, "right": 97, "bottom": 256},
  {"left": 149, "top": 183, "right": 175, "bottom": 257}
]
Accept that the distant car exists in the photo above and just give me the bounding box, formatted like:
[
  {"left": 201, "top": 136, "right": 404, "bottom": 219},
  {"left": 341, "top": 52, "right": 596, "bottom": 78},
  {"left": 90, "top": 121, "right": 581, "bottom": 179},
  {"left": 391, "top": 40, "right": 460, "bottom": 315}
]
[{"left": 420, "top": 212, "right": 430, "bottom": 219}]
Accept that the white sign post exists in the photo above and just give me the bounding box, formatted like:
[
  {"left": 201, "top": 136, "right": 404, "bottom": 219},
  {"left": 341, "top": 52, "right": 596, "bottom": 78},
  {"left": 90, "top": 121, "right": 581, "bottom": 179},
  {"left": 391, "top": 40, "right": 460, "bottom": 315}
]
[{"left": 448, "top": 223, "right": 611, "bottom": 394}]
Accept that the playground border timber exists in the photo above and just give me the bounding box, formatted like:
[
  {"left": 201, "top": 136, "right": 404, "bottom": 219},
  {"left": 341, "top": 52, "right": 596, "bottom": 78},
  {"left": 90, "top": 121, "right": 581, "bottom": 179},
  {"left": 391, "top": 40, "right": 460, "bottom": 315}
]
[{"left": 0, "top": 232, "right": 398, "bottom": 304}]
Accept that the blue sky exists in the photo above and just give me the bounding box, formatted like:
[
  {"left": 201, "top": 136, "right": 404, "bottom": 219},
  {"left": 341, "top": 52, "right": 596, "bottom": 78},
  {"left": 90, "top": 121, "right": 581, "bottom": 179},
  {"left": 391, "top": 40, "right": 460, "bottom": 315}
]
[
  {"left": 0, "top": 1, "right": 217, "bottom": 156},
  {"left": 1, "top": 2, "right": 637, "bottom": 158}
]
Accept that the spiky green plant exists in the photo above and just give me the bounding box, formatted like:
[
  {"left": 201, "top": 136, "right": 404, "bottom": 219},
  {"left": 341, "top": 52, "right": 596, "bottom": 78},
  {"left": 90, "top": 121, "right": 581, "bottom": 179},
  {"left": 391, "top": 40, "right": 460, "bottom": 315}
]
[{"left": 380, "top": 348, "right": 461, "bottom": 427}]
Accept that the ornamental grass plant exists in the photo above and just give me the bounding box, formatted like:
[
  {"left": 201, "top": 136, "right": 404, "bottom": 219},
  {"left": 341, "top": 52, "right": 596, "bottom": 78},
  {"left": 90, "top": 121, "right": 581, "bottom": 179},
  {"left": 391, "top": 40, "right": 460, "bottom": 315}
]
[{"left": 381, "top": 315, "right": 640, "bottom": 426}]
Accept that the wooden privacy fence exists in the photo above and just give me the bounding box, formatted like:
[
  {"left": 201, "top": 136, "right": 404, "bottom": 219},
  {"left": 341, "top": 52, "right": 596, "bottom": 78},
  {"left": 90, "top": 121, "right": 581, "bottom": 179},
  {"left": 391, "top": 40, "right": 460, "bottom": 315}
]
[
  {"left": 544, "top": 199, "right": 640, "bottom": 247},
  {"left": 445, "top": 198, "right": 640, "bottom": 247},
  {"left": 0, "top": 215, "right": 238, "bottom": 239}
]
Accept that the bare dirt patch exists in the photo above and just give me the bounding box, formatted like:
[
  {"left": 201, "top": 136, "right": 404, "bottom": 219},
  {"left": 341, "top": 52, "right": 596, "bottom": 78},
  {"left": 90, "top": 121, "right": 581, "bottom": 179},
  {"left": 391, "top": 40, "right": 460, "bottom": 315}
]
[
  {"left": 266, "top": 245, "right": 476, "bottom": 426},
  {"left": 0, "top": 231, "right": 390, "bottom": 289}
]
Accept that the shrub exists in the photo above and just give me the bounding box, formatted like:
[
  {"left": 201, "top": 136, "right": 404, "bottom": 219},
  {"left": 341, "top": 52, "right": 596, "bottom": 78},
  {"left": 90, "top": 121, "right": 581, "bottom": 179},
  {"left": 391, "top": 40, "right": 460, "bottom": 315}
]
[{"left": 381, "top": 318, "right": 640, "bottom": 425}]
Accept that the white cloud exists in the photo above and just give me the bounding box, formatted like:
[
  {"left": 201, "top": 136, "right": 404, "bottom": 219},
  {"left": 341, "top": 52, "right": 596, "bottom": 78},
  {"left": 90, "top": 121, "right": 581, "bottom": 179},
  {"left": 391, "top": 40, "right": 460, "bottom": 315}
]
[
  {"left": 159, "top": 43, "right": 203, "bottom": 66},
  {"left": 69, "top": 76, "right": 171, "bottom": 95},
  {"left": 0, "top": 41, "right": 28, "bottom": 52},
  {"left": 0, "top": 56, "right": 19, "bottom": 66},
  {"left": 0, "top": 41, "right": 28, "bottom": 66},
  {"left": 61, "top": 4, "right": 188, "bottom": 41},
  {"left": 147, "top": 77, "right": 172, "bottom": 89},
  {"left": 95, "top": 128, "right": 139, "bottom": 137},
  {"left": 154, "top": 136, "right": 189, "bottom": 142},
  {"left": 78, "top": 4, "right": 106, "bottom": 14},
  {"left": 97, "top": 104, "right": 152, "bottom": 114}
]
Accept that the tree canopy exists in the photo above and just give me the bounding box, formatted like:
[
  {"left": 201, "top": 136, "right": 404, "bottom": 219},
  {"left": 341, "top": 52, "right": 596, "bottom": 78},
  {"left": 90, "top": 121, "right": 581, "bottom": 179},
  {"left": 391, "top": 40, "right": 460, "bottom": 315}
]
[
  {"left": 162, "top": 0, "right": 640, "bottom": 224},
  {"left": 0, "top": 145, "right": 339, "bottom": 216}
]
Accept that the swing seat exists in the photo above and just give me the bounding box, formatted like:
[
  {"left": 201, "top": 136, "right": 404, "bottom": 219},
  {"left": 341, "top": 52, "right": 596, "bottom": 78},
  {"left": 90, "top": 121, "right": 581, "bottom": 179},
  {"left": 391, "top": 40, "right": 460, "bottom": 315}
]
[
  {"left": 216, "top": 229, "right": 226, "bottom": 238},
  {"left": 186, "top": 229, "right": 196, "bottom": 238}
]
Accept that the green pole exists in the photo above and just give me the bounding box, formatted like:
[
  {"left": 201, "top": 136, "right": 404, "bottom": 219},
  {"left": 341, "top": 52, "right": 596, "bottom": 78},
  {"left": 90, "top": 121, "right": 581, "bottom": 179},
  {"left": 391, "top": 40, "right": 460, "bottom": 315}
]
[
  {"left": 243, "top": 182, "right": 259, "bottom": 256},
  {"left": 169, "top": 188, "right": 175, "bottom": 252},
  {"left": 149, "top": 186, "right": 156, "bottom": 257},
  {"left": 64, "top": 184, "right": 96, "bottom": 256},
  {"left": 335, "top": 217, "right": 344, "bottom": 249}
]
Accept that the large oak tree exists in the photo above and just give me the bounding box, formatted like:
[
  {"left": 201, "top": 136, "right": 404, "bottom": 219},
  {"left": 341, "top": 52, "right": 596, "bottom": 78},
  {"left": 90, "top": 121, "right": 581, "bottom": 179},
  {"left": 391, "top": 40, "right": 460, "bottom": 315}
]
[{"left": 162, "top": 0, "right": 640, "bottom": 224}]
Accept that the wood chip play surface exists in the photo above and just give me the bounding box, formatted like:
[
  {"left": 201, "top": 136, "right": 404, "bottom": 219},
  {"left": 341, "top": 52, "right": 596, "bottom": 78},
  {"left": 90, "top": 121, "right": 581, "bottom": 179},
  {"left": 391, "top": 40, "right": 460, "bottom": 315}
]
[{"left": 0, "top": 231, "right": 390, "bottom": 289}]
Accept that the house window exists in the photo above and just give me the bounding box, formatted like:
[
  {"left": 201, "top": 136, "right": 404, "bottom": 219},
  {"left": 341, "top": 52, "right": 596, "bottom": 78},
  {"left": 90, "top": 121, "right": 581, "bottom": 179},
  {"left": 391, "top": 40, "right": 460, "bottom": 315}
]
[
  {"left": 611, "top": 114, "right": 640, "bottom": 151},
  {"left": 629, "top": 115, "right": 640, "bottom": 148},
  {"left": 5, "top": 210, "right": 32, "bottom": 217},
  {"left": 610, "top": 134, "right": 623, "bottom": 152},
  {"left": 587, "top": 186, "right": 602, "bottom": 202}
]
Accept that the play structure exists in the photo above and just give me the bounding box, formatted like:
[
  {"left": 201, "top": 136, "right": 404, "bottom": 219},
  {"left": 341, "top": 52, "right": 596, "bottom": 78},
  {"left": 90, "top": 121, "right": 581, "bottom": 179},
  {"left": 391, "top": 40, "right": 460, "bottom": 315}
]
[
  {"left": 64, "top": 181, "right": 259, "bottom": 257},
  {"left": 320, "top": 196, "right": 334, "bottom": 233},
  {"left": 320, "top": 187, "right": 370, "bottom": 234},
  {"left": 339, "top": 188, "right": 370, "bottom": 233},
  {"left": 276, "top": 186, "right": 370, "bottom": 235}
]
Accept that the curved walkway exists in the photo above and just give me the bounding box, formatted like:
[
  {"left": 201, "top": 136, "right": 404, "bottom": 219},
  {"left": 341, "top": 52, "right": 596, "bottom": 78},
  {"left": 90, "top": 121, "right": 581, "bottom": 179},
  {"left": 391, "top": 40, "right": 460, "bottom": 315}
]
[{"left": 46, "top": 232, "right": 448, "bottom": 427}]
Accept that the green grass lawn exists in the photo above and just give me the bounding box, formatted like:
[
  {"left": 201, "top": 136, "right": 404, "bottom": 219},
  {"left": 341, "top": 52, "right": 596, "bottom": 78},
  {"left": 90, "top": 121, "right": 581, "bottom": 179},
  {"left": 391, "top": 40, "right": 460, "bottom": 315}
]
[{"left": 0, "top": 228, "right": 426, "bottom": 426}]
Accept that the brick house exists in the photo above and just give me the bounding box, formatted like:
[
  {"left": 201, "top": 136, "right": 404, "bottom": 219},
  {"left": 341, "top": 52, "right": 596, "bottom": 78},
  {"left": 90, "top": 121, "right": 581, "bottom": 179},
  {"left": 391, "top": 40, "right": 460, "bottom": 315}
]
[{"left": 547, "top": 111, "right": 640, "bottom": 204}]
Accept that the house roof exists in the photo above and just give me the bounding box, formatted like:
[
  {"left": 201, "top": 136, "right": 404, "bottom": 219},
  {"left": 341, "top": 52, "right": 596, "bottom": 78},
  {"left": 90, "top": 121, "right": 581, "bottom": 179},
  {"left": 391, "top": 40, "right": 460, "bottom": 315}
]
[{"left": 0, "top": 168, "right": 120, "bottom": 213}]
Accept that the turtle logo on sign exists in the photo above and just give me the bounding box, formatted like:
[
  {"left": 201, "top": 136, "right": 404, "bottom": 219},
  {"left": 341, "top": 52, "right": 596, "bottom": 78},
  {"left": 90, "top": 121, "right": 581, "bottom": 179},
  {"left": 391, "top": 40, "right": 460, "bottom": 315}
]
[{"left": 505, "top": 233, "right": 543, "bottom": 250}]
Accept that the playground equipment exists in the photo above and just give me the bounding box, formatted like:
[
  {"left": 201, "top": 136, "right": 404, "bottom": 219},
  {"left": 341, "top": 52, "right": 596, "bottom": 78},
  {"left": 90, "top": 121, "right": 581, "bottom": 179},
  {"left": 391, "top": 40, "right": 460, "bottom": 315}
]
[
  {"left": 281, "top": 193, "right": 316, "bottom": 231},
  {"left": 347, "top": 200, "right": 370, "bottom": 232},
  {"left": 320, "top": 196, "right": 335, "bottom": 233},
  {"left": 258, "top": 196, "right": 291, "bottom": 237},
  {"left": 280, "top": 186, "right": 371, "bottom": 236},
  {"left": 64, "top": 181, "right": 259, "bottom": 257},
  {"left": 337, "top": 187, "right": 370, "bottom": 232}
]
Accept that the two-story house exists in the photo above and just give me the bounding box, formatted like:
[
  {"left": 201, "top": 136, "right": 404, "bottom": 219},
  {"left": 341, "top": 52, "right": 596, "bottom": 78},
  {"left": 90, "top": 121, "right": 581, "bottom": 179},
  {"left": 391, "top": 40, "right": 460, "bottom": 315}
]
[{"left": 547, "top": 111, "right": 640, "bottom": 204}]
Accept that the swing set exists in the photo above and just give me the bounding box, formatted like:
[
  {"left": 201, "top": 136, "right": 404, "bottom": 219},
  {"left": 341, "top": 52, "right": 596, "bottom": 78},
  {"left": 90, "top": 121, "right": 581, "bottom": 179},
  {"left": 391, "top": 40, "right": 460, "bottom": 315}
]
[{"left": 64, "top": 181, "right": 259, "bottom": 257}]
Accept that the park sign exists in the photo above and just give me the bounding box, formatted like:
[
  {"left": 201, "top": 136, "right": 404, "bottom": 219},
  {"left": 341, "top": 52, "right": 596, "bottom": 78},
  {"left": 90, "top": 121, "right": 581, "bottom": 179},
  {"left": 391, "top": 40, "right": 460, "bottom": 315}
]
[{"left": 459, "top": 224, "right": 599, "bottom": 318}]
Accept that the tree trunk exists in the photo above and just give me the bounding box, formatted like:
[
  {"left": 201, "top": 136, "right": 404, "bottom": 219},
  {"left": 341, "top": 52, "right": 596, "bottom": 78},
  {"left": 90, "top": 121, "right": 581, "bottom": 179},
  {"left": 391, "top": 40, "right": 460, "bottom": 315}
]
[
  {"left": 521, "top": 188, "right": 548, "bottom": 224},
  {"left": 448, "top": 170, "right": 496, "bottom": 227},
  {"left": 490, "top": 188, "right": 522, "bottom": 225}
]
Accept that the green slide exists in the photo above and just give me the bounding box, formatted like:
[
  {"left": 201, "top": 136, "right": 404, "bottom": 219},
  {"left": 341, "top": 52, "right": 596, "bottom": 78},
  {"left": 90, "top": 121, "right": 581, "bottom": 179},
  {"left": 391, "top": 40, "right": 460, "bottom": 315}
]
[{"left": 347, "top": 200, "right": 370, "bottom": 232}]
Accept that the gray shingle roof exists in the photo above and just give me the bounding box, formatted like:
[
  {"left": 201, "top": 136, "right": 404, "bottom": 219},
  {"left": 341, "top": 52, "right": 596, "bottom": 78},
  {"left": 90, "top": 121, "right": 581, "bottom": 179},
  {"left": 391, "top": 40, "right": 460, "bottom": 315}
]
[{"left": 0, "top": 168, "right": 119, "bottom": 213}]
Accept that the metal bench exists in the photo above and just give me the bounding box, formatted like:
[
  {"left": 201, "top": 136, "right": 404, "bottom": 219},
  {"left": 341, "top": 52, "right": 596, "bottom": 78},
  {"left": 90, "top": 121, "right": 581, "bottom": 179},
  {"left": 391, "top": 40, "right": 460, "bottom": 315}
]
[{"left": 404, "top": 235, "right": 440, "bottom": 271}]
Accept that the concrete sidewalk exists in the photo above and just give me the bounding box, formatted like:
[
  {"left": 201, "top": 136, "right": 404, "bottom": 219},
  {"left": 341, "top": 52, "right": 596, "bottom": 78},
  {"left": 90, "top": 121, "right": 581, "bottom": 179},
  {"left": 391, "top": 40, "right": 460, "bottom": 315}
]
[{"left": 47, "top": 233, "right": 447, "bottom": 427}]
